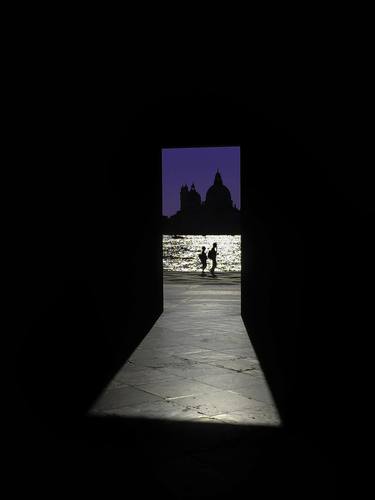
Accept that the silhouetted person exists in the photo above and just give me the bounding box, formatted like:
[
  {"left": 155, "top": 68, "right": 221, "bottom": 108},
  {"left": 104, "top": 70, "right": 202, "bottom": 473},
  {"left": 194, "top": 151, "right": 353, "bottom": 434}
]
[
  {"left": 208, "top": 242, "right": 217, "bottom": 276},
  {"left": 199, "top": 246, "right": 208, "bottom": 276}
]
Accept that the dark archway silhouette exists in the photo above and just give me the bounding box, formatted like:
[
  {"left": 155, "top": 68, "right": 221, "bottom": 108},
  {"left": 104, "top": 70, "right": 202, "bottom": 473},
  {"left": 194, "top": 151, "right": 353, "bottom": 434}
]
[{"left": 10, "top": 86, "right": 361, "bottom": 497}]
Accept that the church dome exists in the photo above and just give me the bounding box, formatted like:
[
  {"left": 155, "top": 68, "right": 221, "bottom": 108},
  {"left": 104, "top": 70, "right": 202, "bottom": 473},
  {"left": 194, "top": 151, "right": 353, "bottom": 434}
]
[{"left": 205, "top": 171, "right": 233, "bottom": 210}]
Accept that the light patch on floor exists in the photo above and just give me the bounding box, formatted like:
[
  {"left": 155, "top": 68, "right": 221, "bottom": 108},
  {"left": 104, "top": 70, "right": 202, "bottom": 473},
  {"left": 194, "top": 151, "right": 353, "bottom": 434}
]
[{"left": 89, "top": 272, "right": 281, "bottom": 426}]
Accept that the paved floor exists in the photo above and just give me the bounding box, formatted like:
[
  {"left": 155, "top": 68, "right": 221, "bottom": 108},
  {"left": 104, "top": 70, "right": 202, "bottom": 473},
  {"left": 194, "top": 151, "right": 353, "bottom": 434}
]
[{"left": 89, "top": 272, "right": 281, "bottom": 426}]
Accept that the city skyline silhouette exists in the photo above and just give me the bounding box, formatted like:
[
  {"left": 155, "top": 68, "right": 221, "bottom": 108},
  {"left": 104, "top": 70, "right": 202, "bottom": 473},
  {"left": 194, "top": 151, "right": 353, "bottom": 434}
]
[{"left": 162, "top": 146, "right": 240, "bottom": 216}]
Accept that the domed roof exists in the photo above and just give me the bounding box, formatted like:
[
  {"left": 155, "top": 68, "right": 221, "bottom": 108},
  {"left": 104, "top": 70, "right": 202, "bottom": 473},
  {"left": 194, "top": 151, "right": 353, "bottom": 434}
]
[
  {"left": 206, "top": 183, "right": 232, "bottom": 199},
  {"left": 205, "top": 171, "right": 233, "bottom": 209}
]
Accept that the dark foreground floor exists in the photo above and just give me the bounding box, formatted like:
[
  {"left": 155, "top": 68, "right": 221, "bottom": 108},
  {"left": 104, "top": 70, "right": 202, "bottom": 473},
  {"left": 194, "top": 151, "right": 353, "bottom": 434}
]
[{"left": 8, "top": 415, "right": 336, "bottom": 499}]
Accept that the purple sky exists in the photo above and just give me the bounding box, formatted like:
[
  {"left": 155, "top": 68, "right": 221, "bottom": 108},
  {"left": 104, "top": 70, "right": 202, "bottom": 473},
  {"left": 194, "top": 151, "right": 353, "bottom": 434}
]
[{"left": 162, "top": 146, "right": 240, "bottom": 216}]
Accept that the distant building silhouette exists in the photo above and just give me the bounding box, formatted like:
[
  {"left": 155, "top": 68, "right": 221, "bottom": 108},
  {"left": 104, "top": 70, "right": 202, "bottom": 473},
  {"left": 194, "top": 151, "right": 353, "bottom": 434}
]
[
  {"left": 163, "top": 171, "right": 240, "bottom": 234},
  {"left": 180, "top": 183, "right": 201, "bottom": 212}
]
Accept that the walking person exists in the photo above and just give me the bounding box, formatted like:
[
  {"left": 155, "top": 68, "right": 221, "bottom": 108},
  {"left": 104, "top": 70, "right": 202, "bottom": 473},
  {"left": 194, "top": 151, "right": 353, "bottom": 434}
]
[
  {"left": 198, "top": 246, "right": 208, "bottom": 276},
  {"left": 208, "top": 242, "right": 218, "bottom": 277}
]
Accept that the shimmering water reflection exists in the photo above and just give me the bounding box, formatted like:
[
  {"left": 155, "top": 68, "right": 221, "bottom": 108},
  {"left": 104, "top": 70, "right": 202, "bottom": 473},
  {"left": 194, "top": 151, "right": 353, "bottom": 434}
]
[{"left": 163, "top": 235, "right": 241, "bottom": 272}]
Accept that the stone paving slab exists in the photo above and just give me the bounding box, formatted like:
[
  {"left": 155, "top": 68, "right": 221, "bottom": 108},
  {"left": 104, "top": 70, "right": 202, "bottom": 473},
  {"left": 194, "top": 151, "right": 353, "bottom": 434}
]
[
  {"left": 170, "top": 388, "right": 266, "bottom": 416},
  {"left": 135, "top": 378, "right": 222, "bottom": 399},
  {"left": 114, "top": 367, "right": 182, "bottom": 386},
  {"left": 93, "top": 385, "right": 163, "bottom": 411},
  {"left": 90, "top": 399, "right": 208, "bottom": 421}
]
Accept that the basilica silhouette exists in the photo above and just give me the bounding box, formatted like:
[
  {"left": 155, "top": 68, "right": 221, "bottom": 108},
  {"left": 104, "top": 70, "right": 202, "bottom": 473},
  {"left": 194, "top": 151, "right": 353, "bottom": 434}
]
[{"left": 163, "top": 171, "right": 240, "bottom": 234}]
